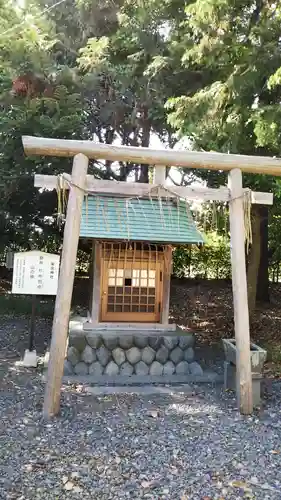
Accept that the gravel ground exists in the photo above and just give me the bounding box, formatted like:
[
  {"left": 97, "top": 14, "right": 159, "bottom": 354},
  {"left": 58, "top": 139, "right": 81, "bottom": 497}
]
[
  {"left": 0, "top": 316, "right": 52, "bottom": 357},
  {"left": 1, "top": 317, "right": 281, "bottom": 499}
]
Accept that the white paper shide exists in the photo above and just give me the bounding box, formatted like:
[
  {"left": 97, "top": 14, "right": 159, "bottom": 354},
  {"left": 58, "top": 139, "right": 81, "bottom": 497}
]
[{"left": 12, "top": 251, "right": 60, "bottom": 295}]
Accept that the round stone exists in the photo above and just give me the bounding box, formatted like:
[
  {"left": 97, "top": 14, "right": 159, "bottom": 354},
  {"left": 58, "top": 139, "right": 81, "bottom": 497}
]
[
  {"left": 126, "top": 347, "right": 141, "bottom": 365},
  {"left": 163, "top": 360, "right": 175, "bottom": 375},
  {"left": 142, "top": 346, "right": 155, "bottom": 365},
  {"left": 69, "top": 330, "right": 87, "bottom": 352},
  {"left": 120, "top": 362, "right": 134, "bottom": 376},
  {"left": 148, "top": 337, "right": 163, "bottom": 350},
  {"left": 96, "top": 346, "right": 111, "bottom": 367},
  {"left": 67, "top": 346, "right": 80, "bottom": 366},
  {"left": 86, "top": 333, "right": 102, "bottom": 349},
  {"left": 170, "top": 346, "right": 184, "bottom": 364},
  {"left": 150, "top": 361, "right": 163, "bottom": 376},
  {"left": 69, "top": 316, "right": 84, "bottom": 327},
  {"left": 134, "top": 336, "right": 148, "bottom": 349},
  {"left": 69, "top": 316, "right": 85, "bottom": 327},
  {"left": 89, "top": 361, "right": 103, "bottom": 376},
  {"left": 189, "top": 361, "right": 204, "bottom": 376},
  {"left": 74, "top": 362, "right": 88, "bottom": 375},
  {"left": 104, "top": 361, "right": 119, "bottom": 376},
  {"left": 135, "top": 360, "right": 149, "bottom": 375},
  {"left": 164, "top": 336, "right": 178, "bottom": 350},
  {"left": 81, "top": 345, "right": 96, "bottom": 364},
  {"left": 64, "top": 360, "right": 73, "bottom": 375},
  {"left": 176, "top": 361, "right": 190, "bottom": 375},
  {"left": 112, "top": 347, "right": 126, "bottom": 366},
  {"left": 184, "top": 347, "right": 195, "bottom": 363},
  {"left": 103, "top": 337, "right": 119, "bottom": 350},
  {"left": 43, "top": 351, "right": 49, "bottom": 368},
  {"left": 119, "top": 336, "right": 134, "bottom": 349},
  {"left": 155, "top": 346, "right": 169, "bottom": 364},
  {"left": 179, "top": 334, "right": 195, "bottom": 349}
]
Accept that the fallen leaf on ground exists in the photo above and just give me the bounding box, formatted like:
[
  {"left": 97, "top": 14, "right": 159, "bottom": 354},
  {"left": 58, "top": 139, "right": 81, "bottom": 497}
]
[
  {"left": 147, "top": 410, "right": 159, "bottom": 418},
  {"left": 73, "top": 486, "right": 83, "bottom": 493},
  {"left": 230, "top": 480, "right": 251, "bottom": 491},
  {"left": 64, "top": 481, "right": 74, "bottom": 491},
  {"left": 141, "top": 481, "right": 151, "bottom": 488}
]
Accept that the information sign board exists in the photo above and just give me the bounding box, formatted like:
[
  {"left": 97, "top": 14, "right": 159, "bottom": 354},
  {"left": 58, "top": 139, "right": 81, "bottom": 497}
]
[{"left": 12, "top": 251, "right": 60, "bottom": 295}]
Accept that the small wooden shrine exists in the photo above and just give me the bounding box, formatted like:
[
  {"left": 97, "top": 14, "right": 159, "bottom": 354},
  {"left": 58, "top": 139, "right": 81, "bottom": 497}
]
[{"left": 81, "top": 196, "right": 203, "bottom": 325}]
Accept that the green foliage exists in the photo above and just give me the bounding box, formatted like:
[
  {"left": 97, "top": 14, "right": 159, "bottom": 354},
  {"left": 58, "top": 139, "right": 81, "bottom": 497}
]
[
  {"left": 253, "top": 107, "right": 281, "bottom": 151},
  {"left": 166, "top": 0, "right": 281, "bottom": 161},
  {"left": 78, "top": 37, "right": 110, "bottom": 70},
  {"left": 164, "top": 0, "right": 281, "bottom": 291},
  {"left": 173, "top": 232, "right": 231, "bottom": 279},
  {"left": 0, "top": 0, "right": 184, "bottom": 254}
]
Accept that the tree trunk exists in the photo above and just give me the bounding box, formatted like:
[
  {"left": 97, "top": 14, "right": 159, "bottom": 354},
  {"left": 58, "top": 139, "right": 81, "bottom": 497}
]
[
  {"left": 139, "top": 106, "right": 150, "bottom": 183},
  {"left": 256, "top": 205, "right": 270, "bottom": 302},
  {"left": 247, "top": 205, "right": 261, "bottom": 315},
  {"left": 139, "top": 165, "right": 149, "bottom": 183}
]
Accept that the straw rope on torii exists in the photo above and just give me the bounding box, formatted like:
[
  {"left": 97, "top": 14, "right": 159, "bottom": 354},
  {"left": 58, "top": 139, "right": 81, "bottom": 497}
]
[
  {"left": 54, "top": 173, "right": 254, "bottom": 251},
  {"left": 24, "top": 135, "right": 276, "bottom": 418}
]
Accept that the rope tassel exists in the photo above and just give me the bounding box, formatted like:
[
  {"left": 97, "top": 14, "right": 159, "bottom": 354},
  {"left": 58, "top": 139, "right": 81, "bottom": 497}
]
[{"left": 243, "top": 189, "right": 252, "bottom": 253}]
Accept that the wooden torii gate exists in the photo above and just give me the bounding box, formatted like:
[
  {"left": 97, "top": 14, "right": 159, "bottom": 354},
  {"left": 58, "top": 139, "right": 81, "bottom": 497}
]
[{"left": 22, "top": 136, "right": 279, "bottom": 418}]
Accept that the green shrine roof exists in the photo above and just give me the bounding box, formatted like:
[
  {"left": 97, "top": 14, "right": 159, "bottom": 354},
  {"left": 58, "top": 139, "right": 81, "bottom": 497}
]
[{"left": 80, "top": 195, "right": 204, "bottom": 244}]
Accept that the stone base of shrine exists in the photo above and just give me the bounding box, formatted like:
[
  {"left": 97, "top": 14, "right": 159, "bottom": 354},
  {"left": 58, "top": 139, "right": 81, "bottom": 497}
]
[{"left": 63, "top": 317, "right": 214, "bottom": 383}]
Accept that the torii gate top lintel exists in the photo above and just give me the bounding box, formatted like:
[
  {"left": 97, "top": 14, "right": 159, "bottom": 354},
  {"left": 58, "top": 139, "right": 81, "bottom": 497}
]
[{"left": 22, "top": 135, "right": 281, "bottom": 177}]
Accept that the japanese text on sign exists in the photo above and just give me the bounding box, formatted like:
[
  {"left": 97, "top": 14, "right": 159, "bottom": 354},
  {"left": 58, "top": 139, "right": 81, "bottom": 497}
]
[{"left": 12, "top": 251, "right": 60, "bottom": 295}]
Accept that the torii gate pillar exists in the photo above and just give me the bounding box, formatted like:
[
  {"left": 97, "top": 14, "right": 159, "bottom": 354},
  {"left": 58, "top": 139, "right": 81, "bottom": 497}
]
[
  {"left": 228, "top": 168, "right": 253, "bottom": 414},
  {"left": 43, "top": 153, "right": 88, "bottom": 418}
]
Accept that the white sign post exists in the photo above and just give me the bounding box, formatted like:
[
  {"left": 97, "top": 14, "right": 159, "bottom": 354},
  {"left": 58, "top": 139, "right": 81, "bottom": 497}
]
[{"left": 12, "top": 251, "right": 60, "bottom": 367}]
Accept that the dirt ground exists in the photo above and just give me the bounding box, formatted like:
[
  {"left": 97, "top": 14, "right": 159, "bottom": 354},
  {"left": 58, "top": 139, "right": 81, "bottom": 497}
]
[{"left": 170, "top": 279, "right": 281, "bottom": 376}]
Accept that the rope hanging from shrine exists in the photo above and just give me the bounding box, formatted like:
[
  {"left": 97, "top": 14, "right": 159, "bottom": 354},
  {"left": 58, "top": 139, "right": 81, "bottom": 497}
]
[{"left": 55, "top": 174, "right": 253, "bottom": 251}]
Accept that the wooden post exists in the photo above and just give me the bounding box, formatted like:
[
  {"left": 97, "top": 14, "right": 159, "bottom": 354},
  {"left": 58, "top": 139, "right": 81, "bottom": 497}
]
[
  {"left": 228, "top": 168, "right": 253, "bottom": 414},
  {"left": 91, "top": 242, "right": 102, "bottom": 324},
  {"left": 153, "top": 164, "right": 171, "bottom": 324},
  {"left": 88, "top": 241, "right": 95, "bottom": 317},
  {"left": 153, "top": 165, "right": 166, "bottom": 184},
  {"left": 161, "top": 246, "right": 172, "bottom": 324},
  {"left": 29, "top": 294, "right": 36, "bottom": 351},
  {"left": 43, "top": 153, "right": 89, "bottom": 418}
]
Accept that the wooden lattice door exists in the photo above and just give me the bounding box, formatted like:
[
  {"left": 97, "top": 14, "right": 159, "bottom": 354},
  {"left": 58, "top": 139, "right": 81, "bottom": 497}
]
[{"left": 100, "top": 255, "right": 163, "bottom": 322}]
